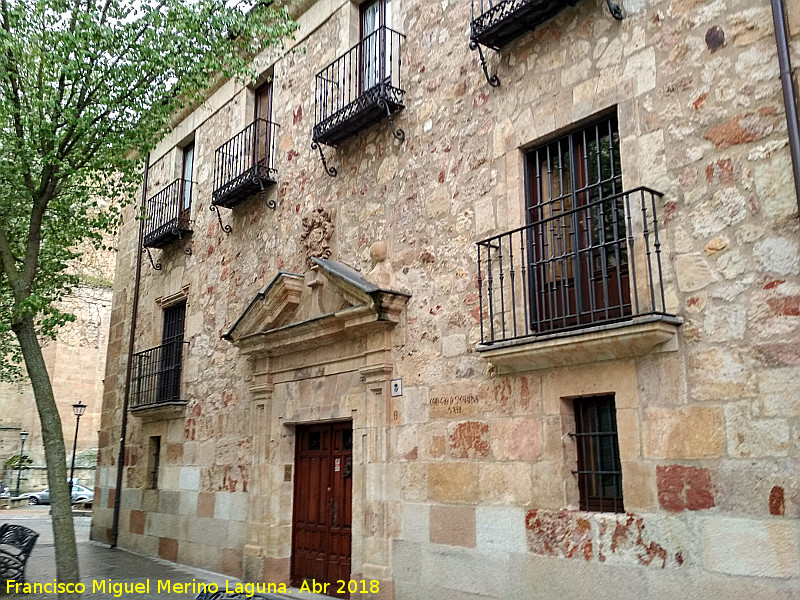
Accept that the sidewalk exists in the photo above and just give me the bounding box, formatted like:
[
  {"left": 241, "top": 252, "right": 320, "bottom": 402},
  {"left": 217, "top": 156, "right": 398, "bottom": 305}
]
[{"left": 1, "top": 508, "right": 333, "bottom": 600}]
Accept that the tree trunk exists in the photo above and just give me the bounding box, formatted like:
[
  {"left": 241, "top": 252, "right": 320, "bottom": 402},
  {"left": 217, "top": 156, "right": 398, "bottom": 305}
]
[{"left": 12, "top": 316, "right": 80, "bottom": 586}]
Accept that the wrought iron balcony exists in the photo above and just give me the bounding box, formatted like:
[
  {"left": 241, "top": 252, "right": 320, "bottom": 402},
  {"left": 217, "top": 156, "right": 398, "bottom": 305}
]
[
  {"left": 131, "top": 341, "right": 189, "bottom": 411},
  {"left": 142, "top": 179, "right": 193, "bottom": 249},
  {"left": 212, "top": 118, "right": 279, "bottom": 209},
  {"left": 470, "top": 0, "right": 579, "bottom": 50},
  {"left": 476, "top": 187, "right": 676, "bottom": 345},
  {"left": 313, "top": 25, "right": 406, "bottom": 148}
]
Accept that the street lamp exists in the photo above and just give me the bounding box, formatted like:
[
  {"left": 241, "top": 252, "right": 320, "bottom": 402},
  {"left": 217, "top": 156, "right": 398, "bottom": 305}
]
[
  {"left": 15, "top": 430, "right": 28, "bottom": 497},
  {"left": 69, "top": 401, "right": 87, "bottom": 496}
]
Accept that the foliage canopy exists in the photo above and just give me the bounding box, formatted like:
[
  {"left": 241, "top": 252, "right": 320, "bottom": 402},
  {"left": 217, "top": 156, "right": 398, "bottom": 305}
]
[{"left": 0, "top": 0, "right": 296, "bottom": 379}]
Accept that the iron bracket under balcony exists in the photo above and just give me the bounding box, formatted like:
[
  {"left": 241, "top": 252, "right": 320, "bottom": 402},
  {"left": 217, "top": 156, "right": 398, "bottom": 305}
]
[
  {"left": 312, "top": 25, "right": 406, "bottom": 154},
  {"left": 142, "top": 179, "right": 193, "bottom": 250},
  {"left": 212, "top": 118, "right": 279, "bottom": 209}
]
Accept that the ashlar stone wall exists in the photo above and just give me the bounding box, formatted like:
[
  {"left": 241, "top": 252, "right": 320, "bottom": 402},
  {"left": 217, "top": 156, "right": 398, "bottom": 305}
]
[{"left": 93, "top": 0, "right": 800, "bottom": 597}]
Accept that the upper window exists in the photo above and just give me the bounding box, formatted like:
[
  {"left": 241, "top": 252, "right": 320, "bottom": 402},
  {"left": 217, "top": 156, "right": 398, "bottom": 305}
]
[
  {"left": 180, "top": 142, "right": 194, "bottom": 217},
  {"left": 361, "top": 0, "right": 392, "bottom": 91},
  {"left": 572, "top": 395, "right": 624, "bottom": 512},
  {"left": 526, "top": 115, "right": 629, "bottom": 333},
  {"left": 211, "top": 78, "right": 278, "bottom": 208}
]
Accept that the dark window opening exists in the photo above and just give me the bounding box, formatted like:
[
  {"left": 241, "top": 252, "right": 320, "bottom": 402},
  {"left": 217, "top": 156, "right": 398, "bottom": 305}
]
[
  {"left": 526, "top": 115, "right": 629, "bottom": 333},
  {"left": 148, "top": 436, "right": 161, "bottom": 489},
  {"left": 157, "top": 301, "right": 187, "bottom": 404},
  {"left": 572, "top": 395, "right": 624, "bottom": 513}
]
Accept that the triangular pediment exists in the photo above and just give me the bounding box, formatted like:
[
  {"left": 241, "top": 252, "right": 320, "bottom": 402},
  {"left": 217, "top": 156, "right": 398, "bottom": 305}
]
[{"left": 223, "top": 258, "right": 409, "bottom": 356}]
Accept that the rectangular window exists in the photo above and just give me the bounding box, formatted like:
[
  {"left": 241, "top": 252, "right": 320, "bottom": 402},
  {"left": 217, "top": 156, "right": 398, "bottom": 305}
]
[
  {"left": 180, "top": 142, "right": 194, "bottom": 228},
  {"left": 157, "top": 301, "right": 186, "bottom": 404},
  {"left": 148, "top": 436, "right": 161, "bottom": 489},
  {"left": 360, "top": 0, "right": 392, "bottom": 91},
  {"left": 572, "top": 395, "right": 624, "bottom": 512},
  {"left": 526, "top": 115, "right": 630, "bottom": 333}
]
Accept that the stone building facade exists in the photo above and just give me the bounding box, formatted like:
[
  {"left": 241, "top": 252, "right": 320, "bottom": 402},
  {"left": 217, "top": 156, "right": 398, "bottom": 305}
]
[{"left": 92, "top": 0, "right": 800, "bottom": 598}]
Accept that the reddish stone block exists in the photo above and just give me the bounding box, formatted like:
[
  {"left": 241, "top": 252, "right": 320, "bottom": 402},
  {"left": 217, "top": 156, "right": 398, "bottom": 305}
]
[
  {"left": 158, "top": 537, "right": 178, "bottom": 562},
  {"left": 525, "top": 509, "right": 593, "bottom": 561},
  {"left": 767, "top": 296, "right": 800, "bottom": 317},
  {"left": 447, "top": 421, "right": 490, "bottom": 458},
  {"left": 704, "top": 109, "right": 778, "bottom": 148},
  {"left": 107, "top": 488, "right": 116, "bottom": 509},
  {"left": 166, "top": 443, "right": 183, "bottom": 463},
  {"left": 221, "top": 549, "right": 243, "bottom": 578},
  {"left": 263, "top": 557, "right": 290, "bottom": 583},
  {"left": 197, "top": 491, "right": 215, "bottom": 518},
  {"left": 656, "top": 465, "right": 715, "bottom": 513},
  {"left": 429, "top": 505, "right": 476, "bottom": 548},
  {"left": 705, "top": 158, "right": 734, "bottom": 184},
  {"left": 770, "top": 486, "right": 785, "bottom": 516},
  {"left": 129, "top": 510, "right": 145, "bottom": 535}
]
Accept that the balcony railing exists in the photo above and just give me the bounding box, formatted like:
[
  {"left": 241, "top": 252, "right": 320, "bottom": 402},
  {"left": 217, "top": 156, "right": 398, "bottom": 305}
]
[
  {"left": 131, "top": 341, "right": 189, "bottom": 411},
  {"left": 476, "top": 187, "right": 675, "bottom": 345},
  {"left": 470, "top": 0, "right": 578, "bottom": 50},
  {"left": 313, "top": 25, "right": 406, "bottom": 147},
  {"left": 212, "top": 118, "right": 279, "bottom": 208},
  {"left": 142, "top": 179, "right": 193, "bottom": 249}
]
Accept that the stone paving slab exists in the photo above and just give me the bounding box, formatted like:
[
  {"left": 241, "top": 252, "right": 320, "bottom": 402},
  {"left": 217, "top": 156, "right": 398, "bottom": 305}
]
[{"left": 0, "top": 509, "right": 336, "bottom": 600}]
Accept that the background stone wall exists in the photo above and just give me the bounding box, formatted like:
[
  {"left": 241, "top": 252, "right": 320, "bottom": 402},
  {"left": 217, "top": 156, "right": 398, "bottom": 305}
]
[{"left": 93, "top": 0, "right": 800, "bottom": 596}]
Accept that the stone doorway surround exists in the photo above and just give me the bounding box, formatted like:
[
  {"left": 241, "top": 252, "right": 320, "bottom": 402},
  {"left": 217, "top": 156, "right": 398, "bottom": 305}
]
[{"left": 223, "top": 257, "right": 409, "bottom": 594}]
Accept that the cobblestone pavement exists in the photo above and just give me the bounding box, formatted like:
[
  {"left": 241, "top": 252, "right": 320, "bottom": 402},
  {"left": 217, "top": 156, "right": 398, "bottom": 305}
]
[{"left": 0, "top": 508, "right": 333, "bottom": 600}]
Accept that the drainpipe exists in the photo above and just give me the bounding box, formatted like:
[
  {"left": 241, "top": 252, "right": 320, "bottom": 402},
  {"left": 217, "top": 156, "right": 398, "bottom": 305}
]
[
  {"left": 771, "top": 0, "right": 800, "bottom": 216},
  {"left": 111, "top": 152, "right": 149, "bottom": 547}
]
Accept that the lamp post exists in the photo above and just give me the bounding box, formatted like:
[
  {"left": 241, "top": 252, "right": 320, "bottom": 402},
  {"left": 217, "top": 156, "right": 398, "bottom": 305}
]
[
  {"left": 15, "top": 430, "right": 28, "bottom": 497},
  {"left": 69, "top": 401, "right": 87, "bottom": 496}
]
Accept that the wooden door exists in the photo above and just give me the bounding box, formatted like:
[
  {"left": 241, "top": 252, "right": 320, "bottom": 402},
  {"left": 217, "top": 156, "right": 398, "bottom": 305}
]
[
  {"left": 254, "top": 81, "right": 272, "bottom": 172},
  {"left": 292, "top": 422, "right": 353, "bottom": 598}
]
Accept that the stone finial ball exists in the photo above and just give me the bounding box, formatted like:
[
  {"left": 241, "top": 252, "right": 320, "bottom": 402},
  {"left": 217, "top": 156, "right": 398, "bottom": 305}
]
[{"left": 370, "top": 241, "right": 388, "bottom": 264}]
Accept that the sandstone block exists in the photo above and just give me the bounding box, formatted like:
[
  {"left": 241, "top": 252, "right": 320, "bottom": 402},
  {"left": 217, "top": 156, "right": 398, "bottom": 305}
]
[
  {"left": 428, "top": 463, "right": 478, "bottom": 504},
  {"left": 429, "top": 505, "right": 476, "bottom": 548},
  {"left": 479, "top": 462, "right": 532, "bottom": 505},
  {"left": 402, "top": 503, "right": 430, "bottom": 543},
  {"left": 490, "top": 418, "right": 542, "bottom": 462},
  {"left": 753, "top": 237, "right": 800, "bottom": 276},
  {"left": 595, "top": 512, "right": 692, "bottom": 569},
  {"left": 700, "top": 517, "right": 800, "bottom": 578},
  {"left": 642, "top": 406, "right": 724, "bottom": 459},
  {"left": 675, "top": 254, "right": 716, "bottom": 292},
  {"left": 475, "top": 506, "right": 527, "bottom": 555},
  {"left": 724, "top": 402, "right": 790, "bottom": 458},
  {"left": 621, "top": 461, "right": 657, "bottom": 511}
]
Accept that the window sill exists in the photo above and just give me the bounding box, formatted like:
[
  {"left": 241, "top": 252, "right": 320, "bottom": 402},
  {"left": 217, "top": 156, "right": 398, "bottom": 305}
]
[{"left": 476, "top": 315, "right": 682, "bottom": 373}]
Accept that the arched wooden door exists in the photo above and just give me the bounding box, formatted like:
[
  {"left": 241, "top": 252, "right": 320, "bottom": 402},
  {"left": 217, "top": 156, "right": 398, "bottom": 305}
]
[{"left": 291, "top": 421, "right": 353, "bottom": 598}]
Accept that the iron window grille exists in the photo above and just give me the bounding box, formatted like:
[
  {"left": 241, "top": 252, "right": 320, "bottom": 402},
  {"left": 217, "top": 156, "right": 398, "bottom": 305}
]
[
  {"left": 212, "top": 118, "right": 279, "bottom": 209},
  {"left": 312, "top": 24, "right": 406, "bottom": 147},
  {"left": 131, "top": 302, "right": 188, "bottom": 411},
  {"left": 142, "top": 179, "right": 193, "bottom": 249},
  {"left": 476, "top": 116, "right": 675, "bottom": 344},
  {"left": 570, "top": 395, "right": 624, "bottom": 512}
]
